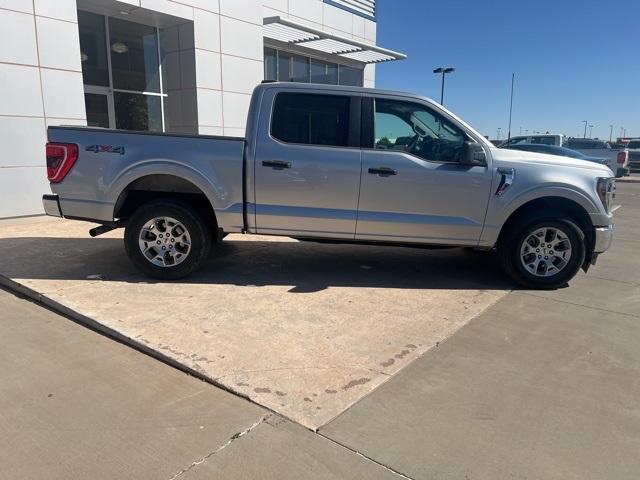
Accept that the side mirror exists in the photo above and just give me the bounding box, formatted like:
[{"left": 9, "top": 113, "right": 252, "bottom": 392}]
[{"left": 461, "top": 141, "right": 487, "bottom": 166}]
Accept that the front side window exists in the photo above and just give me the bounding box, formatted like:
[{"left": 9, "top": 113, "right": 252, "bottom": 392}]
[
  {"left": 271, "top": 93, "right": 351, "bottom": 147},
  {"left": 374, "top": 98, "right": 465, "bottom": 162}
]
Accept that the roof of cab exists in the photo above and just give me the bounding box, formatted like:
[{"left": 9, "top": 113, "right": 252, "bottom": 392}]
[{"left": 255, "top": 81, "right": 435, "bottom": 103}]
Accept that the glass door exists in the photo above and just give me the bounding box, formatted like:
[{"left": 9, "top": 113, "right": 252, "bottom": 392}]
[{"left": 83, "top": 85, "right": 114, "bottom": 128}]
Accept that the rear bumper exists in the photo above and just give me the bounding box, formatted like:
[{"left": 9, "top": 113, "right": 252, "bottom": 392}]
[
  {"left": 42, "top": 194, "right": 62, "bottom": 217},
  {"left": 593, "top": 225, "right": 614, "bottom": 253}
]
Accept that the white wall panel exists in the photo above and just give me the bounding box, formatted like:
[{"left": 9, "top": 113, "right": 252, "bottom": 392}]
[
  {"left": 36, "top": 17, "right": 82, "bottom": 71},
  {"left": 34, "top": 0, "right": 77, "bottom": 22},
  {"left": 0, "top": 64, "right": 43, "bottom": 116},
  {"left": 0, "top": 9, "right": 38, "bottom": 65}
]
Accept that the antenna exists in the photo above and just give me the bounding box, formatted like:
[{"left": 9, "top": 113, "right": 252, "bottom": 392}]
[{"left": 507, "top": 73, "right": 515, "bottom": 144}]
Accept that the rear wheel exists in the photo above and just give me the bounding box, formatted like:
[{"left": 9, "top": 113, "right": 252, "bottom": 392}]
[
  {"left": 499, "top": 216, "right": 586, "bottom": 289},
  {"left": 124, "top": 200, "right": 211, "bottom": 279}
]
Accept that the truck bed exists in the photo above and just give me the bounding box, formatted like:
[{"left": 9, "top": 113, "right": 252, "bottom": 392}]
[{"left": 47, "top": 126, "right": 246, "bottom": 231}]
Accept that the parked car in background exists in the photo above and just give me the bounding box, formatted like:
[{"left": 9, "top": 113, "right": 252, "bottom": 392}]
[
  {"left": 564, "top": 138, "right": 629, "bottom": 178},
  {"left": 42, "top": 82, "right": 616, "bottom": 289},
  {"left": 502, "top": 144, "right": 609, "bottom": 165},
  {"left": 500, "top": 134, "right": 564, "bottom": 147},
  {"left": 626, "top": 139, "right": 640, "bottom": 173}
]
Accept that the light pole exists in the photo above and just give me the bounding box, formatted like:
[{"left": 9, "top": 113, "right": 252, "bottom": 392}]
[
  {"left": 609, "top": 125, "right": 614, "bottom": 142},
  {"left": 589, "top": 124, "right": 594, "bottom": 138},
  {"left": 497, "top": 127, "right": 502, "bottom": 140},
  {"left": 582, "top": 120, "right": 588, "bottom": 138},
  {"left": 433, "top": 67, "right": 455, "bottom": 105}
]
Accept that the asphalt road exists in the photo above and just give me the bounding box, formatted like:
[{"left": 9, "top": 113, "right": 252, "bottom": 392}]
[{"left": 1, "top": 181, "right": 639, "bottom": 479}]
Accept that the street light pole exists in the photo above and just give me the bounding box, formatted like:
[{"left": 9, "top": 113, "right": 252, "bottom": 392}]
[
  {"left": 582, "top": 120, "right": 588, "bottom": 139},
  {"left": 433, "top": 67, "right": 455, "bottom": 105},
  {"left": 609, "top": 125, "right": 614, "bottom": 143},
  {"left": 589, "top": 124, "right": 594, "bottom": 138}
]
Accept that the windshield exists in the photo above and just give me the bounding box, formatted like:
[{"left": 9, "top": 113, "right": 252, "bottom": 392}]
[{"left": 627, "top": 141, "right": 640, "bottom": 149}]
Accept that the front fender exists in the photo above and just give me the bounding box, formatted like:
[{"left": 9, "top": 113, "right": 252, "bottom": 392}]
[{"left": 480, "top": 183, "right": 602, "bottom": 247}]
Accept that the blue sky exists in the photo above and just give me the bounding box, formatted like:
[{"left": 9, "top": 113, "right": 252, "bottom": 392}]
[{"left": 374, "top": 0, "right": 640, "bottom": 140}]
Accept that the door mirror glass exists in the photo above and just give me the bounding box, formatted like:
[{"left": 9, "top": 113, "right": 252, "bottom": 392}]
[{"left": 461, "top": 141, "right": 487, "bottom": 166}]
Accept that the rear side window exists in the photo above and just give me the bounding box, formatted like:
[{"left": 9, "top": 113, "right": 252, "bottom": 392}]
[{"left": 271, "top": 93, "right": 351, "bottom": 147}]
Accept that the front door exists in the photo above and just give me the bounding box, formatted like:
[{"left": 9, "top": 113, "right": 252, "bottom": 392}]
[
  {"left": 253, "top": 91, "right": 362, "bottom": 239},
  {"left": 356, "top": 97, "right": 493, "bottom": 245}
]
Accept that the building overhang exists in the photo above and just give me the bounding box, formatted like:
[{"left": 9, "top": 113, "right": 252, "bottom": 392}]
[{"left": 263, "top": 16, "right": 406, "bottom": 64}]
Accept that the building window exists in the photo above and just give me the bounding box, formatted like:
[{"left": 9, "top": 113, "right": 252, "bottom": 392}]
[
  {"left": 264, "top": 47, "right": 363, "bottom": 87},
  {"left": 79, "top": 11, "right": 166, "bottom": 132}
]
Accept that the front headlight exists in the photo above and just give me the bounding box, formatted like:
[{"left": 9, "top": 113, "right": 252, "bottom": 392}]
[{"left": 596, "top": 177, "right": 616, "bottom": 213}]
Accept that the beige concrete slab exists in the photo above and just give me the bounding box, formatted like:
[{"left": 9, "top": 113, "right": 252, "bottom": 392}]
[{"left": 0, "top": 218, "right": 509, "bottom": 429}]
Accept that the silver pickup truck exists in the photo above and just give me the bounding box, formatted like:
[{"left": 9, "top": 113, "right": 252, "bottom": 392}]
[{"left": 43, "top": 82, "right": 615, "bottom": 289}]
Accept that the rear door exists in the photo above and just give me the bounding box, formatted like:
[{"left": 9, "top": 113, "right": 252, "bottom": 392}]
[
  {"left": 253, "top": 90, "right": 362, "bottom": 239},
  {"left": 356, "top": 96, "right": 493, "bottom": 245}
]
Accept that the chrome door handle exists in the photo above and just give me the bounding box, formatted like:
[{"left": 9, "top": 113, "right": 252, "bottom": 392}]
[
  {"left": 262, "top": 160, "right": 291, "bottom": 170},
  {"left": 368, "top": 167, "right": 397, "bottom": 176}
]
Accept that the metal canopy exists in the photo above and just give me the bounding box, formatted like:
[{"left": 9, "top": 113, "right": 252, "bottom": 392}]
[{"left": 263, "top": 16, "right": 406, "bottom": 64}]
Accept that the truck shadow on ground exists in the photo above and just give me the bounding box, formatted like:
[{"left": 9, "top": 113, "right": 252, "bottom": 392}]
[{"left": 0, "top": 237, "right": 512, "bottom": 291}]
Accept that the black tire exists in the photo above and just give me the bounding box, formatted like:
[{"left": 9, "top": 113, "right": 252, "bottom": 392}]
[
  {"left": 124, "top": 199, "right": 211, "bottom": 280},
  {"left": 498, "top": 215, "right": 586, "bottom": 289}
]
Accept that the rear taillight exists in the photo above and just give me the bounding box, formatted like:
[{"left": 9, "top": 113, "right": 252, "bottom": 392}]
[
  {"left": 617, "top": 151, "right": 627, "bottom": 164},
  {"left": 46, "top": 142, "right": 78, "bottom": 183}
]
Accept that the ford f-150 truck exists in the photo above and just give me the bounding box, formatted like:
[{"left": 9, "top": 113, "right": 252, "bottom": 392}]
[{"left": 43, "top": 82, "right": 615, "bottom": 289}]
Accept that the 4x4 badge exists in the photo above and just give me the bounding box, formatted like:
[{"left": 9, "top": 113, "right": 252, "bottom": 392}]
[{"left": 86, "top": 145, "right": 125, "bottom": 155}]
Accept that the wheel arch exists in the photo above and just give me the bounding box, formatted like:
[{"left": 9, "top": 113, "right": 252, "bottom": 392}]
[
  {"left": 114, "top": 174, "right": 218, "bottom": 232},
  {"left": 497, "top": 196, "right": 594, "bottom": 254}
]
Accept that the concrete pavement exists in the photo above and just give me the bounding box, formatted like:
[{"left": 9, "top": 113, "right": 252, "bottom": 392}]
[
  {"left": 2, "top": 183, "right": 639, "bottom": 479},
  {"left": 0, "top": 287, "right": 403, "bottom": 480},
  {"left": 320, "top": 182, "right": 640, "bottom": 479}
]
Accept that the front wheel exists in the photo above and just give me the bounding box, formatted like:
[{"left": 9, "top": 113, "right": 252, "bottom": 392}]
[
  {"left": 124, "top": 200, "right": 212, "bottom": 279},
  {"left": 499, "top": 217, "right": 586, "bottom": 289}
]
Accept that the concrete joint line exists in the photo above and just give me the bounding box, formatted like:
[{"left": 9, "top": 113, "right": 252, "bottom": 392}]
[
  {"left": 167, "top": 413, "right": 271, "bottom": 480},
  {"left": 316, "top": 432, "right": 417, "bottom": 480}
]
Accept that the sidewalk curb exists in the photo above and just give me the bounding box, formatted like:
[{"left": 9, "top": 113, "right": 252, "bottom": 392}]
[{"left": 0, "top": 273, "right": 282, "bottom": 422}]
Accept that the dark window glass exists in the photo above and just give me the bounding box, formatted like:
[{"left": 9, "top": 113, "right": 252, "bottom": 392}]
[
  {"left": 264, "top": 47, "right": 277, "bottom": 80},
  {"left": 109, "top": 17, "right": 160, "bottom": 92},
  {"left": 374, "top": 98, "right": 465, "bottom": 162},
  {"left": 339, "top": 65, "right": 363, "bottom": 86},
  {"left": 84, "top": 93, "right": 110, "bottom": 128},
  {"left": 272, "top": 93, "right": 351, "bottom": 147},
  {"left": 291, "top": 55, "right": 309, "bottom": 82},
  {"left": 310, "top": 59, "right": 338, "bottom": 84},
  {"left": 565, "top": 139, "right": 608, "bottom": 149},
  {"left": 505, "top": 136, "right": 529, "bottom": 146},
  {"left": 78, "top": 11, "right": 109, "bottom": 87},
  {"left": 114, "top": 92, "right": 162, "bottom": 132},
  {"left": 530, "top": 136, "right": 555, "bottom": 145},
  {"left": 278, "top": 52, "right": 291, "bottom": 81}
]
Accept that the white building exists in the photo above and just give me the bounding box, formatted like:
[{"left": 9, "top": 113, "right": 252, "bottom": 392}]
[{"left": 0, "top": 0, "right": 404, "bottom": 219}]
